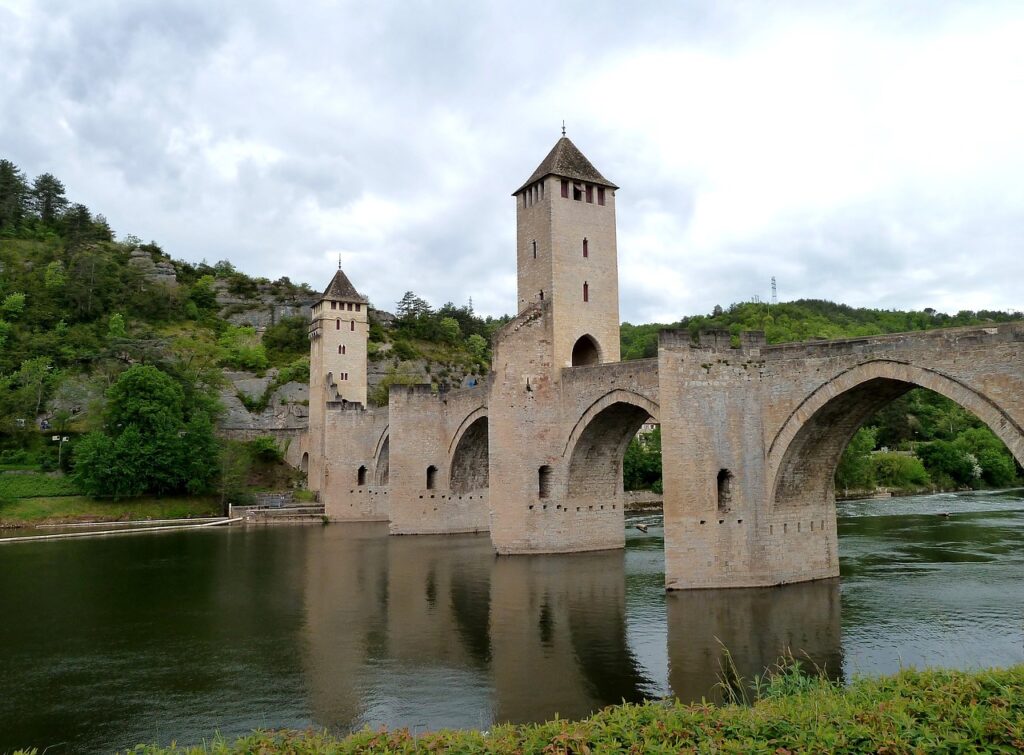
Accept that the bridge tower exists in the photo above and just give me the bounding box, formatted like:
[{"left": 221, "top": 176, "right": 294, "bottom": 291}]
[
  {"left": 306, "top": 267, "right": 369, "bottom": 490},
  {"left": 513, "top": 134, "right": 621, "bottom": 368}
]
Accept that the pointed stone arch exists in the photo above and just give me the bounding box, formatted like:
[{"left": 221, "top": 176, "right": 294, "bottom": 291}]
[
  {"left": 563, "top": 389, "right": 660, "bottom": 499},
  {"left": 571, "top": 335, "right": 601, "bottom": 366},
  {"left": 769, "top": 359, "right": 1024, "bottom": 511}
]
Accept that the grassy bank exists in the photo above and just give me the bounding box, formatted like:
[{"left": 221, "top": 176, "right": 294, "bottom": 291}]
[
  {"left": 112, "top": 665, "right": 1024, "bottom": 754},
  {"left": 0, "top": 495, "right": 221, "bottom": 527}
]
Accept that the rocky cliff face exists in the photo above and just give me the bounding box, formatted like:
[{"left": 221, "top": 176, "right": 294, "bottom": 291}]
[
  {"left": 218, "top": 368, "right": 309, "bottom": 437},
  {"left": 128, "top": 248, "right": 178, "bottom": 287},
  {"left": 214, "top": 280, "right": 315, "bottom": 329}
]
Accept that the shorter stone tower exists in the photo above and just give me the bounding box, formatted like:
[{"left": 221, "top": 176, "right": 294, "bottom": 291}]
[{"left": 308, "top": 267, "right": 369, "bottom": 408}]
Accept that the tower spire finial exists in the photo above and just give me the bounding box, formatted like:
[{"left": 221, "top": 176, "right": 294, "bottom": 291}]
[
  {"left": 561, "top": 120, "right": 566, "bottom": 137},
  {"left": 338, "top": 253, "right": 342, "bottom": 270}
]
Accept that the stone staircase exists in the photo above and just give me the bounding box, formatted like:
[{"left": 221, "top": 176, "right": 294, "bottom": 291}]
[{"left": 229, "top": 491, "right": 325, "bottom": 524}]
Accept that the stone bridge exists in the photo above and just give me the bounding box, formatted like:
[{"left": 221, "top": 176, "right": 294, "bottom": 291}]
[
  {"left": 296, "top": 135, "right": 1024, "bottom": 590},
  {"left": 306, "top": 319, "right": 1024, "bottom": 590}
]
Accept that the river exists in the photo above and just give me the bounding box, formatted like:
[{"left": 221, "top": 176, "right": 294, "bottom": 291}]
[{"left": 1, "top": 489, "right": 1022, "bottom": 753}]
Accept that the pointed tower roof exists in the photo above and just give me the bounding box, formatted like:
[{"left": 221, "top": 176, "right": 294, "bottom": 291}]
[
  {"left": 321, "top": 268, "right": 367, "bottom": 303},
  {"left": 513, "top": 136, "right": 618, "bottom": 195}
]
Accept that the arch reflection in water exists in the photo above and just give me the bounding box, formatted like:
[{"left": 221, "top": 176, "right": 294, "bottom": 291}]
[{"left": 666, "top": 578, "right": 844, "bottom": 703}]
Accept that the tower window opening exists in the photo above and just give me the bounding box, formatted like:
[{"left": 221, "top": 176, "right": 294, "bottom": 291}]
[
  {"left": 539, "top": 290, "right": 544, "bottom": 301},
  {"left": 331, "top": 301, "right": 337, "bottom": 310},
  {"left": 585, "top": 185, "right": 593, "bottom": 203},
  {"left": 573, "top": 183, "right": 583, "bottom": 201},
  {"left": 561, "top": 179, "right": 569, "bottom": 198},
  {"left": 342, "top": 345, "right": 346, "bottom": 355},
  {"left": 336, "top": 319, "right": 340, "bottom": 329},
  {"left": 347, "top": 302, "right": 353, "bottom": 311},
  {"left": 350, "top": 321, "right": 355, "bottom": 331},
  {"left": 717, "top": 469, "right": 734, "bottom": 513},
  {"left": 538, "top": 465, "right": 552, "bottom": 498},
  {"left": 598, "top": 187, "right": 606, "bottom": 205},
  {"left": 583, "top": 238, "right": 588, "bottom": 258},
  {"left": 338, "top": 345, "right": 342, "bottom": 354},
  {"left": 426, "top": 465, "right": 438, "bottom": 490},
  {"left": 583, "top": 281, "right": 589, "bottom": 302},
  {"left": 357, "top": 465, "right": 367, "bottom": 486},
  {"left": 532, "top": 240, "right": 537, "bottom": 259},
  {"left": 355, "top": 304, "right": 360, "bottom": 312},
  {"left": 539, "top": 181, "right": 544, "bottom": 200}
]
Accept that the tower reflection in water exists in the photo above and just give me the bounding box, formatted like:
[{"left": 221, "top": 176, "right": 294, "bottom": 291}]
[
  {"left": 301, "top": 527, "right": 843, "bottom": 733},
  {"left": 666, "top": 579, "right": 844, "bottom": 703}
]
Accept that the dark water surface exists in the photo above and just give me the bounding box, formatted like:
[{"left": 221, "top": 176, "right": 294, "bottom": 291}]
[{"left": 1, "top": 490, "right": 1023, "bottom": 753}]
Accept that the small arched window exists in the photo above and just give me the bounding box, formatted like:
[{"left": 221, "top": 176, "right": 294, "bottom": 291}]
[
  {"left": 538, "top": 466, "right": 552, "bottom": 499},
  {"left": 426, "top": 465, "right": 438, "bottom": 490},
  {"left": 350, "top": 321, "right": 355, "bottom": 331},
  {"left": 717, "top": 469, "right": 734, "bottom": 513},
  {"left": 357, "top": 465, "right": 367, "bottom": 486},
  {"left": 583, "top": 281, "right": 589, "bottom": 303},
  {"left": 582, "top": 238, "right": 588, "bottom": 258},
  {"left": 336, "top": 319, "right": 340, "bottom": 330}
]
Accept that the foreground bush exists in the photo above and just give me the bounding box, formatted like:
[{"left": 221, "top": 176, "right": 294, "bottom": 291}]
[{"left": 118, "top": 665, "right": 1024, "bottom": 754}]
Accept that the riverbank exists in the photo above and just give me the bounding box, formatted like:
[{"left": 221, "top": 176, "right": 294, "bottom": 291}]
[
  {"left": 0, "top": 495, "right": 222, "bottom": 529},
  {"left": 121, "top": 664, "right": 1024, "bottom": 753}
]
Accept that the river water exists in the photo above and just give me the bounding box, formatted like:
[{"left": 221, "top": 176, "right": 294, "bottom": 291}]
[{"left": 1, "top": 489, "right": 1022, "bottom": 753}]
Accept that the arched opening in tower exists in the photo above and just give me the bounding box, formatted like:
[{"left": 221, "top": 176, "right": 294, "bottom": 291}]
[
  {"left": 571, "top": 335, "right": 601, "bottom": 367},
  {"left": 568, "top": 401, "right": 657, "bottom": 500},
  {"left": 450, "top": 416, "right": 489, "bottom": 494},
  {"left": 300, "top": 452, "right": 309, "bottom": 475}
]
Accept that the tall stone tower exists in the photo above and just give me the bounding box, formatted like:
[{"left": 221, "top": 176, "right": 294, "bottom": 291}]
[
  {"left": 308, "top": 266, "right": 369, "bottom": 410},
  {"left": 513, "top": 135, "right": 621, "bottom": 367}
]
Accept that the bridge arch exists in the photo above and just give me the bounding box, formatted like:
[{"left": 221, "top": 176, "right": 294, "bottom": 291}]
[
  {"left": 564, "top": 390, "right": 660, "bottom": 499},
  {"left": 450, "top": 410, "right": 489, "bottom": 494},
  {"left": 769, "top": 359, "right": 1024, "bottom": 511},
  {"left": 374, "top": 427, "right": 390, "bottom": 486}
]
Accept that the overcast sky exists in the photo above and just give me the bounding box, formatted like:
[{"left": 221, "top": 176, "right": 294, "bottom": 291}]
[{"left": 2, "top": 1, "right": 1023, "bottom": 322}]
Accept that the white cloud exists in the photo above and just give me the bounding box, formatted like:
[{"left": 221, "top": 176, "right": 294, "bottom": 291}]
[{"left": 2, "top": 0, "right": 1023, "bottom": 321}]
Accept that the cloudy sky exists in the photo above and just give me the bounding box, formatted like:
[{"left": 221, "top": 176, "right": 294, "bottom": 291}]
[{"left": 2, "top": 1, "right": 1023, "bottom": 323}]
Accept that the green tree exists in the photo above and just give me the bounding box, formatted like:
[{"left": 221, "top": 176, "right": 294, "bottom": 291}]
[
  {"left": 835, "top": 426, "right": 877, "bottom": 491},
  {"left": 2, "top": 292, "right": 26, "bottom": 317},
  {"left": 954, "top": 427, "right": 1018, "bottom": 487},
  {"left": 31, "top": 172, "right": 68, "bottom": 225},
  {"left": 218, "top": 325, "right": 268, "bottom": 371},
  {"left": 438, "top": 316, "right": 461, "bottom": 343},
  {"left": 107, "top": 312, "right": 127, "bottom": 339},
  {"left": 44, "top": 261, "right": 67, "bottom": 289},
  {"left": 467, "top": 333, "right": 488, "bottom": 360},
  {"left": 0, "top": 159, "right": 28, "bottom": 231}
]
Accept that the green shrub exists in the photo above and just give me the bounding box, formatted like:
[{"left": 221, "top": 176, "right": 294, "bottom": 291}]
[
  {"left": 872, "top": 451, "right": 930, "bottom": 488},
  {"left": 248, "top": 436, "right": 283, "bottom": 463}
]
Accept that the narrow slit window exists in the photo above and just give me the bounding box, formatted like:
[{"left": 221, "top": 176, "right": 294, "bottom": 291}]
[
  {"left": 585, "top": 185, "right": 593, "bottom": 203},
  {"left": 426, "top": 465, "right": 438, "bottom": 490},
  {"left": 597, "top": 187, "right": 606, "bottom": 206},
  {"left": 538, "top": 466, "right": 552, "bottom": 498},
  {"left": 717, "top": 469, "right": 734, "bottom": 513},
  {"left": 582, "top": 238, "right": 588, "bottom": 258},
  {"left": 583, "top": 281, "right": 589, "bottom": 302},
  {"left": 350, "top": 321, "right": 355, "bottom": 331},
  {"left": 338, "top": 345, "right": 342, "bottom": 354},
  {"left": 532, "top": 240, "right": 537, "bottom": 259},
  {"left": 561, "top": 179, "right": 569, "bottom": 198},
  {"left": 342, "top": 345, "right": 346, "bottom": 355},
  {"left": 539, "top": 290, "right": 544, "bottom": 301},
  {"left": 336, "top": 319, "right": 340, "bottom": 330},
  {"left": 357, "top": 466, "right": 367, "bottom": 486}
]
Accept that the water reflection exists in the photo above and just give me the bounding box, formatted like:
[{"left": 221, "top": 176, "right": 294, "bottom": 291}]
[
  {"left": 1, "top": 490, "right": 1023, "bottom": 753},
  {"left": 667, "top": 580, "right": 844, "bottom": 703}
]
